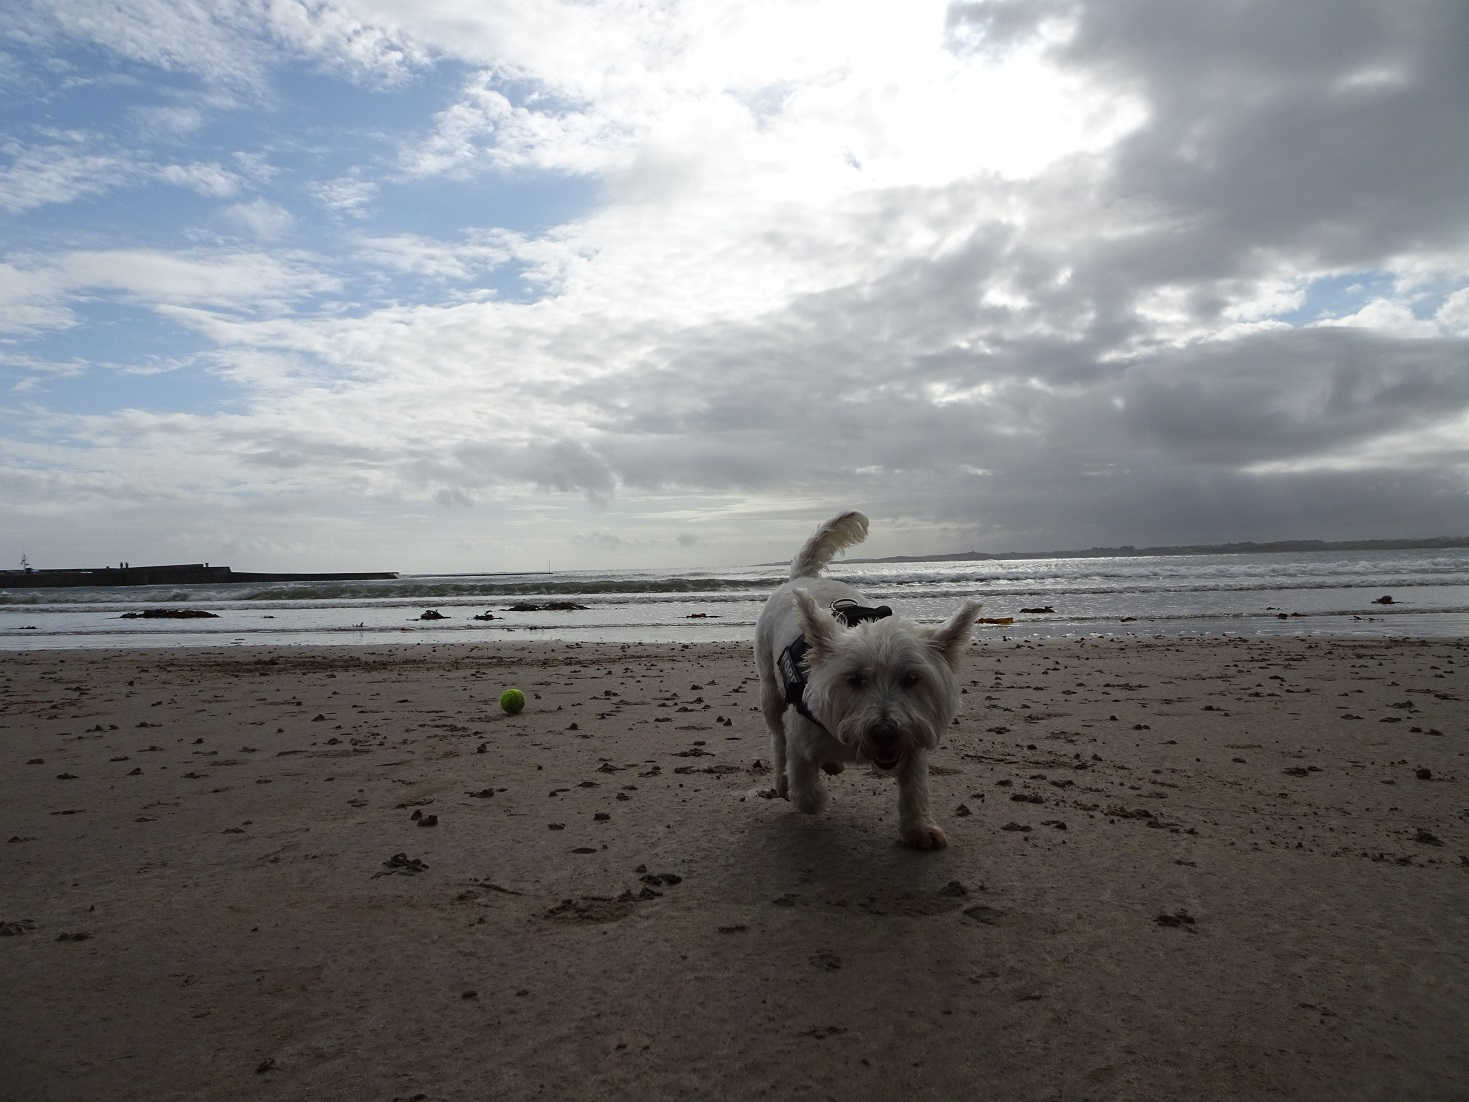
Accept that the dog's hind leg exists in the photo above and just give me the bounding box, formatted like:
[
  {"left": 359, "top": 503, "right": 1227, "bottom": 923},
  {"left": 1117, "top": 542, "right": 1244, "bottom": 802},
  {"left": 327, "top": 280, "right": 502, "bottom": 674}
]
[{"left": 759, "top": 675, "right": 790, "bottom": 799}]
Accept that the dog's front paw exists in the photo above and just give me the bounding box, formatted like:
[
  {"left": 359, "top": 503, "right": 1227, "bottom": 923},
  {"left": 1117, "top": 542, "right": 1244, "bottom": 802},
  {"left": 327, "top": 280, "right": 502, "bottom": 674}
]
[
  {"left": 901, "top": 823, "right": 948, "bottom": 850},
  {"left": 775, "top": 774, "right": 790, "bottom": 800},
  {"left": 792, "top": 785, "right": 828, "bottom": 814}
]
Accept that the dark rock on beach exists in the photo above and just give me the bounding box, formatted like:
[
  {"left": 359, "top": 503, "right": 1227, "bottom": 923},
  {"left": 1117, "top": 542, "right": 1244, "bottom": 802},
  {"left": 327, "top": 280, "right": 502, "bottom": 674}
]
[
  {"left": 504, "top": 601, "right": 590, "bottom": 612},
  {"left": 119, "top": 608, "right": 218, "bottom": 619}
]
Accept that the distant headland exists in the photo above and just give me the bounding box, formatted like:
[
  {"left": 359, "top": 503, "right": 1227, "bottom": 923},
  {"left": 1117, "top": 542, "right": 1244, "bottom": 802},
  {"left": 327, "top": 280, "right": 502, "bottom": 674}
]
[
  {"left": 0, "top": 563, "right": 398, "bottom": 588},
  {"left": 851, "top": 535, "right": 1469, "bottom": 564}
]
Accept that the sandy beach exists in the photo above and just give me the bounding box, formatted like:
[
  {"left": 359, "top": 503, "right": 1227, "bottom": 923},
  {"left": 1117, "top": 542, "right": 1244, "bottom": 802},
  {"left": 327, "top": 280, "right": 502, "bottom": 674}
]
[{"left": 2, "top": 635, "right": 1465, "bottom": 1101}]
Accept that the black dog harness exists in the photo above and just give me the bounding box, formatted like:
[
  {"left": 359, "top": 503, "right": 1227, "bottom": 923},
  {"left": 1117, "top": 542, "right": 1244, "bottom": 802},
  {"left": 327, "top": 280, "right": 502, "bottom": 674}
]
[{"left": 777, "top": 599, "right": 893, "bottom": 732}]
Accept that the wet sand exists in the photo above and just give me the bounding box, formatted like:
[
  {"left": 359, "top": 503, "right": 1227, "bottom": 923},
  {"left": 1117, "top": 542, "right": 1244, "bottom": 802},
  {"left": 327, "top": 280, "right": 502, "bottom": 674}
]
[{"left": 1, "top": 636, "right": 1466, "bottom": 1101}]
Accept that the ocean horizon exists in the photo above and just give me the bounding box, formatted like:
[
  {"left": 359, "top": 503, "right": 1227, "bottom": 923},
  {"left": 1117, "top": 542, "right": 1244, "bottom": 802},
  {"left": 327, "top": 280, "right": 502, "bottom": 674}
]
[{"left": 3, "top": 545, "right": 1468, "bottom": 650}]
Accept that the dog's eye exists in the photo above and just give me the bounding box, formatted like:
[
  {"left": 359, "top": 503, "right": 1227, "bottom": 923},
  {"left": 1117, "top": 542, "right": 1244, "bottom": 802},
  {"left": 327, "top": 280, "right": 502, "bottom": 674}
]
[
  {"left": 898, "top": 670, "right": 921, "bottom": 689},
  {"left": 845, "top": 671, "right": 867, "bottom": 689}
]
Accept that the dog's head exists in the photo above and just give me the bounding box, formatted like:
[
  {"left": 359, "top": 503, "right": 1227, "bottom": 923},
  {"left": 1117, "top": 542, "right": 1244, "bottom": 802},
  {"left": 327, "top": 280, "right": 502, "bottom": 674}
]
[{"left": 794, "top": 590, "right": 981, "bottom": 770}]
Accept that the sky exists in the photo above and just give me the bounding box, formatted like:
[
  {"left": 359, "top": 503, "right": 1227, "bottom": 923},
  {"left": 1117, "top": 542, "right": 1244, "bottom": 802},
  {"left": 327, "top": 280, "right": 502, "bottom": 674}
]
[{"left": 2, "top": 0, "right": 1467, "bottom": 574}]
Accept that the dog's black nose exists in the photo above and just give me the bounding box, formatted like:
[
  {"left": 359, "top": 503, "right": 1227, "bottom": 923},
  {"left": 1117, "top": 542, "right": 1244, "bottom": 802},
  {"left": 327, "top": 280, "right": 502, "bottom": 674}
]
[{"left": 871, "top": 722, "right": 899, "bottom": 748}]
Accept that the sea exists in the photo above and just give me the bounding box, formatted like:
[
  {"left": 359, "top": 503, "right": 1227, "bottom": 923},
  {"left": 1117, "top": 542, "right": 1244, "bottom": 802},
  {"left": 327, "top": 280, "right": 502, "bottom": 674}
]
[{"left": 3, "top": 546, "right": 1468, "bottom": 651}]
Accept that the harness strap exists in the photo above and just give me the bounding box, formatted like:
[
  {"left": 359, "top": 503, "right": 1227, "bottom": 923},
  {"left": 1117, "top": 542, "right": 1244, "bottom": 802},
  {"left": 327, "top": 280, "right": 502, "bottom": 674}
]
[{"left": 777, "top": 635, "right": 825, "bottom": 728}]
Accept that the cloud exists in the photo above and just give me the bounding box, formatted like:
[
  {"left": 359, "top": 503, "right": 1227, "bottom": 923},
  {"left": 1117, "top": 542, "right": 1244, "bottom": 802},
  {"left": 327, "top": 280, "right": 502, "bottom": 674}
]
[
  {"left": 10, "top": 0, "right": 430, "bottom": 92},
  {"left": 0, "top": 262, "right": 74, "bottom": 336},
  {"left": 1315, "top": 299, "right": 1441, "bottom": 339},
  {"left": 1055, "top": 0, "right": 1468, "bottom": 269},
  {"left": 1436, "top": 288, "right": 1469, "bottom": 336},
  {"left": 1115, "top": 329, "right": 1469, "bottom": 464},
  {"left": 3, "top": 143, "right": 246, "bottom": 214},
  {"left": 61, "top": 248, "right": 334, "bottom": 309},
  {"left": 309, "top": 173, "right": 379, "bottom": 218},
  {"left": 131, "top": 103, "right": 207, "bottom": 136},
  {"left": 261, "top": 0, "right": 430, "bottom": 85},
  {"left": 0, "top": 138, "right": 136, "bottom": 212},
  {"left": 403, "top": 72, "right": 636, "bottom": 178},
  {"left": 0, "top": 249, "right": 339, "bottom": 343},
  {"left": 348, "top": 231, "right": 517, "bottom": 280},
  {"left": 1, "top": 352, "right": 88, "bottom": 393},
  {"left": 8, "top": 0, "right": 273, "bottom": 92},
  {"left": 230, "top": 150, "right": 280, "bottom": 184},
  {"left": 221, "top": 199, "right": 295, "bottom": 240},
  {"left": 158, "top": 161, "right": 242, "bottom": 197}
]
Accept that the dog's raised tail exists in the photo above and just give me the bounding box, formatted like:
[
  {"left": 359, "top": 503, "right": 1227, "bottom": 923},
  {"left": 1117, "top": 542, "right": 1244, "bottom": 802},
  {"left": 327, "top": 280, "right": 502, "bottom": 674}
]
[{"left": 790, "top": 510, "right": 869, "bottom": 579}]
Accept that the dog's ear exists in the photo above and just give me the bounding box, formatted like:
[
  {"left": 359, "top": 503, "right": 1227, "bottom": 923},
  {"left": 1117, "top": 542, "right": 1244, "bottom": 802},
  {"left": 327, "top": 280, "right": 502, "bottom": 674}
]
[
  {"left": 793, "top": 588, "right": 840, "bottom": 663},
  {"left": 928, "top": 600, "right": 982, "bottom": 668}
]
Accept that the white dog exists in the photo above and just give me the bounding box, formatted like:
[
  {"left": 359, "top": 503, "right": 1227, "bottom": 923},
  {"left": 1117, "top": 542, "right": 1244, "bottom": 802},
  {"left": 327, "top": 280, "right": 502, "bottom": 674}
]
[{"left": 754, "top": 510, "right": 982, "bottom": 849}]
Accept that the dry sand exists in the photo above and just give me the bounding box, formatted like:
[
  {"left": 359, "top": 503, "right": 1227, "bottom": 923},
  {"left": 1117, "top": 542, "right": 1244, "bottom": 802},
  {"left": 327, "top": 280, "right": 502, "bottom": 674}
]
[{"left": 1, "top": 636, "right": 1466, "bottom": 1101}]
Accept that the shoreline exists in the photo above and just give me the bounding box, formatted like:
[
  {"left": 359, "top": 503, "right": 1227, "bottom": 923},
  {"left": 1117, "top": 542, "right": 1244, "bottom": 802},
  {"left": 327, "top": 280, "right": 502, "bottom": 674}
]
[
  {"left": 2, "top": 636, "right": 1465, "bottom": 1100},
  {"left": 4, "top": 606, "right": 1469, "bottom": 652}
]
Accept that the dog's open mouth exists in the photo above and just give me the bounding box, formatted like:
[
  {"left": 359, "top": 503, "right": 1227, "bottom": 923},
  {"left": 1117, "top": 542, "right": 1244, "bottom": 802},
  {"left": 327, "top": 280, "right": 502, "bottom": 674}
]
[{"left": 871, "top": 747, "right": 902, "bottom": 770}]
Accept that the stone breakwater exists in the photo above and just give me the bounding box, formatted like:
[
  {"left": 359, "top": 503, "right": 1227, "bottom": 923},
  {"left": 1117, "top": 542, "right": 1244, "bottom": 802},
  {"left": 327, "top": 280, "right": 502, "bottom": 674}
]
[{"left": 1, "top": 564, "right": 397, "bottom": 588}]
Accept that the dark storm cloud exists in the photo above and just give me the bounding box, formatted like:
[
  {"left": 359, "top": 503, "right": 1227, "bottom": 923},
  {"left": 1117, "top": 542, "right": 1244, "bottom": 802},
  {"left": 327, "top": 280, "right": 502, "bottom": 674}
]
[
  {"left": 952, "top": 0, "right": 1469, "bottom": 268},
  {"left": 1116, "top": 330, "right": 1469, "bottom": 464},
  {"left": 544, "top": 280, "right": 1466, "bottom": 548}
]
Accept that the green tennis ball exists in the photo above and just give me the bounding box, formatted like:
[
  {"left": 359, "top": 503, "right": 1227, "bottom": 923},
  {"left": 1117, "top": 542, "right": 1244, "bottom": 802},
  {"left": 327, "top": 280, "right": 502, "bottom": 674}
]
[{"left": 499, "top": 688, "right": 526, "bottom": 715}]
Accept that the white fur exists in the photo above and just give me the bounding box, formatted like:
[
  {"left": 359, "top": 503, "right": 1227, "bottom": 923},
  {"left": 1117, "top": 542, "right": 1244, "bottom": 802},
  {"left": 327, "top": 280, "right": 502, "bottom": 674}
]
[{"left": 754, "top": 510, "right": 982, "bottom": 849}]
